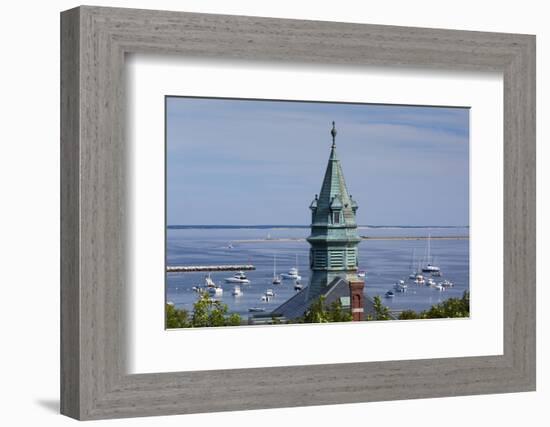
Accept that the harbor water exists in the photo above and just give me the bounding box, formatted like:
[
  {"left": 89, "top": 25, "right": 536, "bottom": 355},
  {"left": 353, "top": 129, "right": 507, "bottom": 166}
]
[{"left": 166, "top": 226, "right": 470, "bottom": 319}]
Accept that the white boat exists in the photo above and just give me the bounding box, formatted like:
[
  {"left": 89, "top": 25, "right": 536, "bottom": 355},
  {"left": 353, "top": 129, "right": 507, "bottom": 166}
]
[
  {"left": 281, "top": 267, "right": 301, "bottom": 280},
  {"left": 205, "top": 274, "right": 216, "bottom": 288},
  {"left": 204, "top": 274, "right": 223, "bottom": 295},
  {"left": 394, "top": 280, "right": 408, "bottom": 292},
  {"left": 357, "top": 270, "right": 367, "bottom": 278},
  {"left": 248, "top": 307, "right": 265, "bottom": 313},
  {"left": 261, "top": 295, "right": 271, "bottom": 302},
  {"left": 426, "top": 277, "right": 436, "bottom": 287},
  {"left": 441, "top": 279, "right": 454, "bottom": 288},
  {"left": 433, "top": 283, "right": 445, "bottom": 291},
  {"left": 208, "top": 286, "right": 223, "bottom": 296},
  {"left": 231, "top": 285, "right": 242, "bottom": 296},
  {"left": 207, "top": 284, "right": 223, "bottom": 296},
  {"left": 415, "top": 274, "right": 425, "bottom": 285},
  {"left": 265, "top": 289, "right": 275, "bottom": 297},
  {"left": 281, "top": 255, "right": 302, "bottom": 280},
  {"left": 422, "top": 235, "right": 441, "bottom": 273},
  {"left": 272, "top": 255, "right": 282, "bottom": 285},
  {"left": 224, "top": 271, "right": 250, "bottom": 284},
  {"left": 294, "top": 283, "right": 303, "bottom": 291},
  {"left": 423, "top": 264, "right": 441, "bottom": 273}
]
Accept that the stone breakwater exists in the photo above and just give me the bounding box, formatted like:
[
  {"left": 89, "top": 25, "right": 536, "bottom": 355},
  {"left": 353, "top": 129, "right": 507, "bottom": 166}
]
[{"left": 167, "top": 264, "right": 256, "bottom": 272}]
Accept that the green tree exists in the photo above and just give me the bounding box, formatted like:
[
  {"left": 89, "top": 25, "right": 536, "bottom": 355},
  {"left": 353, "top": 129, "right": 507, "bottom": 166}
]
[
  {"left": 190, "top": 291, "right": 243, "bottom": 327},
  {"left": 399, "top": 309, "right": 420, "bottom": 320},
  {"left": 371, "top": 295, "right": 392, "bottom": 320},
  {"left": 165, "top": 303, "right": 190, "bottom": 328},
  {"left": 303, "top": 295, "right": 331, "bottom": 323},
  {"left": 302, "top": 296, "right": 353, "bottom": 323},
  {"left": 398, "top": 291, "right": 470, "bottom": 320},
  {"left": 327, "top": 300, "right": 352, "bottom": 322},
  {"left": 191, "top": 292, "right": 211, "bottom": 327},
  {"left": 423, "top": 291, "right": 469, "bottom": 318},
  {"left": 227, "top": 313, "right": 243, "bottom": 326}
]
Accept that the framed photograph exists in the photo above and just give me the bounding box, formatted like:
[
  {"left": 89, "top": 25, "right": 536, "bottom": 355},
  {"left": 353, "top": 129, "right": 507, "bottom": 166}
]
[{"left": 61, "top": 6, "right": 535, "bottom": 420}]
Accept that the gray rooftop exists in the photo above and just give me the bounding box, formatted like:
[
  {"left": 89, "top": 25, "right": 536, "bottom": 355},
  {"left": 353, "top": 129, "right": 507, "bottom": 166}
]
[{"left": 262, "top": 277, "right": 393, "bottom": 322}]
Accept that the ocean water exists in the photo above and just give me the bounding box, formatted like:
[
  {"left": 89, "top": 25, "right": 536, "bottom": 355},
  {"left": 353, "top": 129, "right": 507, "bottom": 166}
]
[{"left": 166, "top": 226, "right": 469, "bottom": 319}]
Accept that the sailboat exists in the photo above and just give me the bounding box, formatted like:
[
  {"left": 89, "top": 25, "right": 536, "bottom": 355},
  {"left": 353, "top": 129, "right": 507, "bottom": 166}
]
[
  {"left": 408, "top": 248, "right": 418, "bottom": 279},
  {"left": 272, "top": 255, "right": 281, "bottom": 285},
  {"left": 205, "top": 274, "right": 223, "bottom": 296},
  {"left": 422, "top": 234, "right": 441, "bottom": 273}
]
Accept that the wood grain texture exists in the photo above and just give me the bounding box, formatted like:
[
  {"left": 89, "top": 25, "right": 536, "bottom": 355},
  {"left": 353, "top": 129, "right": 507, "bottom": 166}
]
[
  {"left": 60, "top": 5, "right": 536, "bottom": 420},
  {"left": 60, "top": 7, "right": 80, "bottom": 419}
]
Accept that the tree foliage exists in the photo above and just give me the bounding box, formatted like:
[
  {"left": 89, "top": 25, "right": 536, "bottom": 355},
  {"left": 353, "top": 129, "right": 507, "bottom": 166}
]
[
  {"left": 165, "top": 303, "right": 190, "bottom": 328},
  {"left": 398, "top": 309, "right": 420, "bottom": 320},
  {"left": 302, "top": 295, "right": 352, "bottom": 323},
  {"left": 369, "top": 295, "right": 392, "bottom": 321},
  {"left": 166, "top": 291, "right": 243, "bottom": 328},
  {"left": 398, "top": 291, "right": 470, "bottom": 320}
]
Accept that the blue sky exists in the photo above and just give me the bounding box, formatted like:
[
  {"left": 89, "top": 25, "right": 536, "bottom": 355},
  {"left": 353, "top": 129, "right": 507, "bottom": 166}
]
[{"left": 166, "top": 97, "right": 469, "bottom": 226}]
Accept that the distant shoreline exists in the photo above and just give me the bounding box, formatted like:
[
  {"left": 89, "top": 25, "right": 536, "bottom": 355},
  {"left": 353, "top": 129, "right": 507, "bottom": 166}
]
[
  {"left": 168, "top": 225, "right": 469, "bottom": 230},
  {"left": 234, "top": 236, "right": 469, "bottom": 243}
]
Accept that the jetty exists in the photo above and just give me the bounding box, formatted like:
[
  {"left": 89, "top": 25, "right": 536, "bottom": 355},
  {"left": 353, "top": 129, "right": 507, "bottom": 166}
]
[{"left": 167, "top": 264, "right": 255, "bottom": 273}]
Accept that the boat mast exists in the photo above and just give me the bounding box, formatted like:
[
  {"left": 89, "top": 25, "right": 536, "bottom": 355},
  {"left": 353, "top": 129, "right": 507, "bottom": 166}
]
[{"left": 427, "top": 234, "right": 431, "bottom": 264}]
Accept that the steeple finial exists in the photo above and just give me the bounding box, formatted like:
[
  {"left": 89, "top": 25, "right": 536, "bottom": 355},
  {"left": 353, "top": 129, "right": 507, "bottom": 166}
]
[{"left": 330, "top": 121, "right": 337, "bottom": 147}]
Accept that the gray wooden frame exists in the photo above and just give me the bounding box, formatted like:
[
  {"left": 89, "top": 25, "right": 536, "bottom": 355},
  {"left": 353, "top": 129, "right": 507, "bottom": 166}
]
[{"left": 60, "top": 5, "right": 536, "bottom": 420}]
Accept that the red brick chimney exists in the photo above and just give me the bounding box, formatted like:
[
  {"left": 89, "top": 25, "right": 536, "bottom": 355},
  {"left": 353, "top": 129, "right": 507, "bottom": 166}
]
[{"left": 349, "top": 279, "right": 365, "bottom": 321}]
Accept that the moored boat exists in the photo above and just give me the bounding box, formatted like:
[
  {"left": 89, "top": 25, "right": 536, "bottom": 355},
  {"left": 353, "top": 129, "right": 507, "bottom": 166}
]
[
  {"left": 208, "top": 286, "right": 223, "bottom": 296},
  {"left": 421, "top": 235, "right": 441, "bottom": 273},
  {"left": 281, "top": 255, "right": 302, "bottom": 280},
  {"left": 394, "top": 280, "right": 408, "bottom": 292},
  {"left": 272, "top": 255, "right": 282, "bottom": 285},
  {"left": 205, "top": 274, "right": 223, "bottom": 295},
  {"left": 224, "top": 271, "right": 250, "bottom": 284}
]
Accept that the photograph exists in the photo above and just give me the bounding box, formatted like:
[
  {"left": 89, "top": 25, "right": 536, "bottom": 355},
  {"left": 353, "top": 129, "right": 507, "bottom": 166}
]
[{"left": 165, "top": 97, "right": 470, "bottom": 328}]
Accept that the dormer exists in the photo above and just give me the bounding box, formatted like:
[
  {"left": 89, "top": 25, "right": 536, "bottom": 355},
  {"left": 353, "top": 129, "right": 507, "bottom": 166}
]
[
  {"left": 309, "top": 194, "right": 319, "bottom": 222},
  {"left": 350, "top": 194, "right": 359, "bottom": 213},
  {"left": 330, "top": 195, "right": 343, "bottom": 224}
]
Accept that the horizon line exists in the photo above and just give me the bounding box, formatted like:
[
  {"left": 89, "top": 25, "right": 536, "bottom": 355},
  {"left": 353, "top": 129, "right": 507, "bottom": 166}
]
[{"left": 167, "top": 224, "right": 470, "bottom": 228}]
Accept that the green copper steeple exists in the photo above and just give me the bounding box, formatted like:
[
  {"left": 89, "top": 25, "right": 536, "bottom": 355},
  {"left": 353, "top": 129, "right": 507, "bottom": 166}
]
[{"left": 306, "top": 122, "right": 361, "bottom": 299}]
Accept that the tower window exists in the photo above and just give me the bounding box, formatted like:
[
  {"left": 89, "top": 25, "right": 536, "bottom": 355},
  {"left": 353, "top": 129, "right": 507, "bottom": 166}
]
[
  {"left": 330, "top": 251, "right": 344, "bottom": 268},
  {"left": 346, "top": 249, "right": 357, "bottom": 268},
  {"left": 333, "top": 211, "right": 340, "bottom": 224},
  {"left": 314, "top": 251, "right": 328, "bottom": 268}
]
